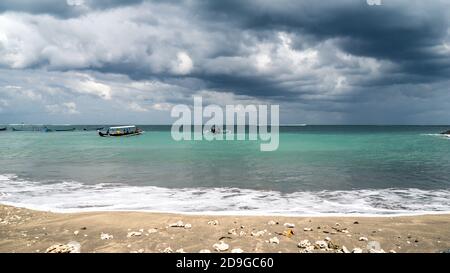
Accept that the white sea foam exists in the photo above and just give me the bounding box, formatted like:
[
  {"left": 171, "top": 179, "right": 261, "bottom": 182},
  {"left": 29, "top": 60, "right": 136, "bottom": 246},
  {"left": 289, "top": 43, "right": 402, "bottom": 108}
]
[
  {"left": 1, "top": 174, "right": 450, "bottom": 216},
  {"left": 421, "top": 133, "right": 450, "bottom": 138}
]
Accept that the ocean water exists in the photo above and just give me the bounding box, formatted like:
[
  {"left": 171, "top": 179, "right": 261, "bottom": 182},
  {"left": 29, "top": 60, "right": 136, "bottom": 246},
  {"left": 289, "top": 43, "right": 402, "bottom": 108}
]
[{"left": 1, "top": 125, "right": 450, "bottom": 215}]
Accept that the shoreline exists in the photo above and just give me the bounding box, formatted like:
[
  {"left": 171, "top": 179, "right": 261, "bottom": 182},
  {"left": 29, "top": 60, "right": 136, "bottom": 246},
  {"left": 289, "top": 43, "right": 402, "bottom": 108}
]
[
  {"left": 1, "top": 205, "right": 449, "bottom": 253},
  {"left": 3, "top": 202, "right": 450, "bottom": 218}
]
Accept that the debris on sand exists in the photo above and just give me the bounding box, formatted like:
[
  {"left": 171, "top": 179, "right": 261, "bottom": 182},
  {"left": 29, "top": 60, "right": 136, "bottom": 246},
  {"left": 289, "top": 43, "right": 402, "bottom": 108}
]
[
  {"left": 269, "top": 237, "right": 280, "bottom": 244},
  {"left": 167, "top": 221, "right": 192, "bottom": 229},
  {"left": 127, "top": 231, "right": 142, "bottom": 238},
  {"left": 163, "top": 247, "right": 173, "bottom": 253},
  {"left": 359, "top": 236, "right": 369, "bottom": 242},
  {"left": 199, "top": 249, "right": 211, "bottom": 253},
  {"left": 282, "top": 229, "right": 295, "bottom": 238},
  {"left": 327, "top": 241, "right": 340, "bottom": 250},
  {"left": 367, "top": 241, "right": 381, "bottom": 251},
  {"left": 341, "top": 246, "right": 350, "bottom": 253},
  {"left": 267, "top": 220, "right": 278, "bottom": 225},
  {"left": 284, "top": 223, "right": 295, "bottom": 228},
  {"left": 147, "top": 228, "right": 158, "bottom": 234},
  {"left": 46, "top": 241, "right": 80, "bottom": 253},
  {"left": 332, "top": 226, "right": 349, "bottom": 233},
  {"left": 298, "top": 247, "right": 314, "bottom": 253},
  {"left": 251, "top": 230, "right": 266, "bottom": 237},
  {"left": 314, "top": 240, "right": 328, "bottom": 249},
  {"left": 369, "top": 248, "right": 386, "bottom": 253},
  {"left": 208, "top": 220, "right": 219, "bottom": 226},
  {"left": 169, "top": 220, "right": 186, "bottom": 228},
  {"left": 352, "top": 248, "right": 363, "bottom": 253},
  {"left": 213, "top": 241, "right": 229, "bottom": 252},
  {"left": 303, "top": 227, "right": 313, "bottom": 232},
  {"left": 298, "top": 243, "right": 314, "bottom": 253},
  {"left": 298, "top": 240, "right": 311, "bottom": 248},
  {"left": 231, "top": 248, "right": 244, "bottom": 253},
  {"left": 228, "top": 228, "right": 237, "bottom": 235},
  {"left": 100, "top": 233, "right": 113, "bottom": 240}
]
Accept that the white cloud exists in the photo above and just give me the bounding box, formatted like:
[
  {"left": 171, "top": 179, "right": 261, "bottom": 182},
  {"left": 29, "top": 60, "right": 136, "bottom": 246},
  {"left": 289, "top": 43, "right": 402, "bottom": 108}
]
[
  {"left": 0, "top": 3, "right": 204, "bottom": 75},
  {"left": 66, "top": 0, "right": 85, "bottom": 7},
  {"left": 74, "top": 79, "right": 112, "bottom": 100},
  {"left": 151, "top": 103, "right": 172, "bottom": 111},
  {"left": 128, "top": 102, "right": 148, "bottom": 112},
  {"left": 0, "top": 15, "right": 47, "bottom": 68},
  {"left": 172, "top": 52, "right": 194, "bottom": 75},
  {"left": 46, "top": 102, "right": 79, "bottom": 114}
]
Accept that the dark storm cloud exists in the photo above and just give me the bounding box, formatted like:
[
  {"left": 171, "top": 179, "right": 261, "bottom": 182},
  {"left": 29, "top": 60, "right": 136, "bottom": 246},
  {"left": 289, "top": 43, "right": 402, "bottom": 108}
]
[
  {"left": 0, "top": 0, "right": 80, "bottom": 17},
  {"left": 0, "top": 0, "right": 145, "bottom": 17},
  {"left": 2, "top": 0, "right": 450, "bottom": 124},
  {"left": 197, "top": 73, "right": 295, "bottom": 100},
  {"left": 196, "top": 0, "right": 450, "bottom": 83}
]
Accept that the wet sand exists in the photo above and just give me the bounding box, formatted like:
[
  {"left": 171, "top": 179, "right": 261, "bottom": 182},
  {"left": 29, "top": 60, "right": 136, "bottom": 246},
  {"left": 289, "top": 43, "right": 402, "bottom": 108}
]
[{"left": 0, "top": 205, "right": 449, "bottom": 253}]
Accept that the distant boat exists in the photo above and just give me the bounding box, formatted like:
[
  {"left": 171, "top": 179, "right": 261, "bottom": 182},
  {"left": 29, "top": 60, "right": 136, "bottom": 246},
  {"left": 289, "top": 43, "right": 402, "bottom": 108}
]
[
  {"left": 440, "top": 130, "right": 450, "bottom": 137},
  {"left": 11, "top": 124, "right": 44, "bottom": 131},
  {"left": 0, "top": 127, "right": 6, "bottom": 131},
  {"left": 204, "top": 125, "right": 231, "bottom": 135},
  {"left": 55, "top": 128, "right": 76, "bottom": 132},
  {"left": 98, "top": 125, "right": 142, "bottom": 137}
]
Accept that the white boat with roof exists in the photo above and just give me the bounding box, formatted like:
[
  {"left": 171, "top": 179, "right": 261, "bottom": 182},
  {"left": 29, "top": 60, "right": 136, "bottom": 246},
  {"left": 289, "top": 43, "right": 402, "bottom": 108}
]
[{"left": 98, "top": 125, "right": 142, "bottom": 137}]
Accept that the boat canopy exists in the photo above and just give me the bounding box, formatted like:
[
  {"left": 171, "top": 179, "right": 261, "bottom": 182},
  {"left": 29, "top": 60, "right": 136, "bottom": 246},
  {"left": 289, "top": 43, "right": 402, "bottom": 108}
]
[{"left": 109, "top": 126, "right": 136, "bottom": 130}]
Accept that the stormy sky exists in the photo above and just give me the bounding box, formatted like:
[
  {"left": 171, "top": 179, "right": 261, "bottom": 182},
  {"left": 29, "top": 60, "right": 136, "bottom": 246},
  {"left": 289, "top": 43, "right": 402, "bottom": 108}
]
[{"left": 1, "top": 0, "right": 450, "bottom": 124}]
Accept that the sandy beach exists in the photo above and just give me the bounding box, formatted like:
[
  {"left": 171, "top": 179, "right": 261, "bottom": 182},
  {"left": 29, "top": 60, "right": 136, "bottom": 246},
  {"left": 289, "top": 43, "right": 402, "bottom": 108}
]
[{"left": 0, "top": 205, "right": 449, "bottom": 253}]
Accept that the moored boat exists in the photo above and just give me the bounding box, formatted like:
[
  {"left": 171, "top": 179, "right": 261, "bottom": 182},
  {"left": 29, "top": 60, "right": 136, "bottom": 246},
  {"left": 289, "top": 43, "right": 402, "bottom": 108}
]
[
  {"left": 55, "top": 128, "right": 76, "bottom": 132},
  {"left": 440, "top": 130, "right": 450, "bottom": 137},
  {"left": 98, "top": 125, "right": 142, "bottom": 137}
]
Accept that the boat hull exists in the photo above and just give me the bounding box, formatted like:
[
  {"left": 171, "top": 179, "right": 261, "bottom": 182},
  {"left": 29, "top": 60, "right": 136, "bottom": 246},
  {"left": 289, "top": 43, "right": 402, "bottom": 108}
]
[{"left": 98, "top": 131, "right": 142, "bottom": 137}]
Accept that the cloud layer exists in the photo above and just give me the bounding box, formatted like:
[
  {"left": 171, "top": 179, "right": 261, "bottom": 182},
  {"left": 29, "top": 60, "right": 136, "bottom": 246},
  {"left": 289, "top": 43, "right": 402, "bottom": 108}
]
[{"left": 1, "top": 0, "right": 450, "bottom": 124}]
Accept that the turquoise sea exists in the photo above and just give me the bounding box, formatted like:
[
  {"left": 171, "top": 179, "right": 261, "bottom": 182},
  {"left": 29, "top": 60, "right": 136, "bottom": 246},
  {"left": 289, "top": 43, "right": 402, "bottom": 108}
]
[{"left": 1, "top": 125, "right": 450, "bottom": 215}]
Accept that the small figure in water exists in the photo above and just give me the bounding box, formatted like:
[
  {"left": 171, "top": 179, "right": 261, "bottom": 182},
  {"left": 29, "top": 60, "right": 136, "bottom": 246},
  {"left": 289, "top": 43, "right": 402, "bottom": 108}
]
[{"left": 211, "top": 125, "right": 216, "bottom": 134}]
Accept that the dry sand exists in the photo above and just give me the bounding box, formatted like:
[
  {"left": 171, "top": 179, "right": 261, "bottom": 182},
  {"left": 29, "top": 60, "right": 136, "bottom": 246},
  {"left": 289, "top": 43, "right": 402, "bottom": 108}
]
[{"left": 0, "top": 205, "right": 449, "bottom": 253}]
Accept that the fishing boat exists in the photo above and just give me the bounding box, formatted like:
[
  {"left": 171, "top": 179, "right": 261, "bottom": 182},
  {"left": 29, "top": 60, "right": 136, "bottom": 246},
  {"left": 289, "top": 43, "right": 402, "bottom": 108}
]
[
  {"left": 10, "top": 124, "right": 43, "bottom": 131},
  {"left": 98, "top": 125, "right": 142, "bottom": 137},
  {"left": 440, "top": 130, "right": 450, "bottom": 137},
  {"left": 55, "top": 128, "right": 76, "bottom": 132},
  {"left": 204, "top": 125, "right": 231, "bottom": 135}
]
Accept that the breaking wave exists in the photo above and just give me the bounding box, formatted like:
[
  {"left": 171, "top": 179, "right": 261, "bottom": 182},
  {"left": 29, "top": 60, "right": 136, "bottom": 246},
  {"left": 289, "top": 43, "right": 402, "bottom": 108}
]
[{"left": 1, "top": 174, "right": 450, "bottom": 216}]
